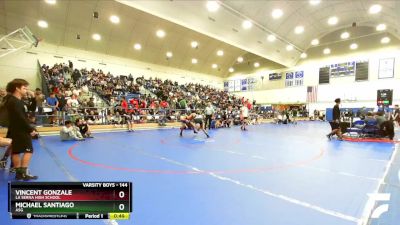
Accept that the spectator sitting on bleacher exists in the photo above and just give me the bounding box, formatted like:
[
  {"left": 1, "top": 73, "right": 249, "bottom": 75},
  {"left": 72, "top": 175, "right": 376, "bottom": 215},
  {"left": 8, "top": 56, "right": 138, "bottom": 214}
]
[
  {"left": 364, "top": 112, "right": 377, "bottom": 124},
  {"left": 375, "top": 111, "right": 387, "bottom": 129},
  {"left": 67, "top": 94, "right": 79, "bottom": 110},
  {"left": 87, "top": 97, "right": 95, "bottom": 108},
  {"left": 120, "top": 97, "right": 128, "bottom": 113},
  {"left": 46, "top": 92, "right": 59, "bottom": 125},
  {"left": 60, "top": 121, "right": 84, "bottom": 141}
]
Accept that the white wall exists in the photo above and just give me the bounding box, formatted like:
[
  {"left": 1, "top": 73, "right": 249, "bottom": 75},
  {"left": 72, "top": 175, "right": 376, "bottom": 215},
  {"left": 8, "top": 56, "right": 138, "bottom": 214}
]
[
  {"left": 228, "top": 46, "right": 400, "bottom": 111},
  {"left": 0, "top": 42, "right": 224, "bottom": 89}
]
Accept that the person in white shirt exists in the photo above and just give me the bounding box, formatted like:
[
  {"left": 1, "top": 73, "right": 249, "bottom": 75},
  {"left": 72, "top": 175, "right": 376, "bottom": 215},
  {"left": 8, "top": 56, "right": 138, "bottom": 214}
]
[
  {"left": 72, "top": 88, "right": 81, "bottom": 97},
  {"left": 240, "top": 103, "right": 249, "bottom": 131},
  {"left": 204, "top": 102, "right": 215, "bottom": 130},
  {"left": 67, "top": 94, "right": 80, "bottom": 109},
  {"left": 81, "top": 85, "right": 89, "bottom": 93},
  {"left": 60, "top": 121, "right": 84, "bottom": 141},
  {"left": 64, "top": 89, "right": 72, "bottom": 97}
]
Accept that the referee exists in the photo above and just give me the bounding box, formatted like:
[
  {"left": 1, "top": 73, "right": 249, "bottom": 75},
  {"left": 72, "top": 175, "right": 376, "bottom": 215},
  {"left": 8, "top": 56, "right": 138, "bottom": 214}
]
[
  {"left": 204, "top": 102, "right": 214, "bottom": 130},
  {"left": 6, "top": 79, "right": 38, "bottom": 180},
  {"left": 327, "top": 98, "right": 343, "bottom": 141}
]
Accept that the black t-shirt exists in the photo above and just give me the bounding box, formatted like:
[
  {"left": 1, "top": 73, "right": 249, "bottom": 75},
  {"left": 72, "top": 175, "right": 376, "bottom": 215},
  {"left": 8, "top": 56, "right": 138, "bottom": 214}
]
[
  {"left": 6, "top": 95, "right": 34, "bottom": 136},
  {"left": 333, "top": 104, "right": 340, "bottom": 121},
  {"left": 57, "top": 96, "right": 66, "bottom": 110}
]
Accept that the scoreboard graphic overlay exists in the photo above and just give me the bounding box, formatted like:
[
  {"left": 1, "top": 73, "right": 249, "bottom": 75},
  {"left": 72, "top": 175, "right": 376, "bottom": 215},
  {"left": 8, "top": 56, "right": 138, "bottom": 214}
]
[{"left": 9, "top": 182, "right": 132, "bottom": 219}]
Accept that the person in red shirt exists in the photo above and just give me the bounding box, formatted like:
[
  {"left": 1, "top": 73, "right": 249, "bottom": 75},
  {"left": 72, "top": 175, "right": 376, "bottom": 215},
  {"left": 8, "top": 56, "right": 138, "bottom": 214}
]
[
  {"left": 247, "top": 101, "right": 252, "bottom": 110},
  {"left": 129, "top": 98, "right": 139, "bottom": 109},
  {"left": 160, "top": 100, "right": 169, "bottom": 109},
  {"left": 140, "top": 99, "right": 147, "bottom": 109},
  {"left": 120, "top": 97, "right": 128, "bottom": 113},
  {"left": 158, "top": 100, "right": 169, "bottom": 126},
  {"left": 149, "top": 101, "right": 156, "bottom": 109}
]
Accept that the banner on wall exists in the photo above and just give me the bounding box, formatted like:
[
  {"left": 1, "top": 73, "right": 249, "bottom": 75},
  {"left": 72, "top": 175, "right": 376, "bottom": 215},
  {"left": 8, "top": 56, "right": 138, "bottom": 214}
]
[
  {"left": 269, "top": 73, "right": 282, "bottom": 80},
  {"left": 241, "top": 79, "right": 248, "bottom": 91},
  {"left": 295, "top": 71, "right": 304, "bottom": 86},
  {"left": 285, "top": 72, "right": 294, "bottom": 87},
  {"left": 248, "top": 77, "right": 256, "bottom": 91},
  {"left": 223, "top": 81, "right": 229, "bottom": 92},
  {"left": 234, "top": 80, "right": 241, "bottom": 91},
  {"left": 228, "top": 80, "right": 234, "bottom": 92},
  {"left": 330, "top": 61, "right": 355, "bottom": 77},
  {"left": 285, "top": 71, "right": 304, "bottom": 87},
  {"left": 223, "top": 77, "right": 258, "bottom": 92},
  {"left": 378, "top": 58, "right": 395, "bottom": 79}
]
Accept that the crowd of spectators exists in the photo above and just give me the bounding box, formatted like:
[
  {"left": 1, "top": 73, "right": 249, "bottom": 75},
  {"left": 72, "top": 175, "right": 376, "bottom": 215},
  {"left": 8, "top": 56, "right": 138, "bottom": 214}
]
[{"left": 38, "top": 62, "right": 260, "bottom": 128}]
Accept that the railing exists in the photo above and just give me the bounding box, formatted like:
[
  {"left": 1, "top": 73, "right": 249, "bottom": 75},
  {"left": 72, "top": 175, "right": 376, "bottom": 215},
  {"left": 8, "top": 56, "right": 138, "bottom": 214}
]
[
  {"left": 30, "top": 106, "right": 264, "bottom": 127},
  {"left": 32, "top": 107, "right": 190, "bottom": 127}
]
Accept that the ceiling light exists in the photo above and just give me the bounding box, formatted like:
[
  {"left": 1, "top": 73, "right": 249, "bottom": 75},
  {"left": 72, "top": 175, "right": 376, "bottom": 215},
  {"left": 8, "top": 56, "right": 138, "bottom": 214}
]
[
  {"left": 369, "top": 4, "right": 382, "bottom": 14},
  {"left": 37, "top": 20, "right": 48, "bottom": 28},
  {"left": 237, "top": 57, "right": 244, "bottom": 63},
  {"left": 309, "top": 0, "right": 321, "bottom": 5},
  {"left": 191, "top": 41, "right": 198, "bottom": 48},
  {"left": 92, "top": 33, "right": 101, "bottom": 41},
  {"left": 286, "top": 45, "right": 294, "bottom": 51},
  {"left": 340, "top": 32, "right": 350, "bottom": 39},
  {"left": 311, "top": 39, "right": 319, "bottom": 46},
  {"left": 300, "top": 53, "right": 307, "bottom": 58},
  {"left": 217, "top": 50, "right": 224, "bottom": 56},
  {"left": 242, "top": 20, "right": 253, "bottom": 29},
  {"left": 381, "top": 37, "right": 390, "bottom": 44},
  {"left": 328, "top": 16, "right": 338, "bottom": 25},
  {"left": 376, "top": 24, "right": 386, "bottom": 31},
  {"left": 192, "top": 58, "right": 198, "bottom": 64},
  {"left": 212, "top": 64, "right": 218, "bottom": 69},
  {"left": 206, "top": 1, "right": 220, "bottom": 12},
  {"left": 323, "top": 48, "right": 331, "bottom": 55},
  {"left": 267, "top": 35, "right": 276, "bottom": 42},
  {"left": 44, "top": 0, "right": 56, "bottom": 5},
  {"left": 133, "top": 43, "right": 141, "bottom": 50},
  {"left": 109, "top": 15, "right": 120, "bottom": 24},
  {"left": 229, "top": 67, "right": 234, "bottom": 73},
  {"left": 271, "top": 9, "right": 283, "bottom": 19},
  {"left": 254, "top": 62, "right": 260, "bottom": 68},
  {"left": 350, "top": 43, "right": 358, "bottom": 50},
  {"left": 156, "top": 30, "right": 166, "bottom": 38},
  {"left": 166, "top": 52, "right": 173, "bottom": 58},
  {"left": 294, "top": 26, "right": 304, "bottom": 34}
]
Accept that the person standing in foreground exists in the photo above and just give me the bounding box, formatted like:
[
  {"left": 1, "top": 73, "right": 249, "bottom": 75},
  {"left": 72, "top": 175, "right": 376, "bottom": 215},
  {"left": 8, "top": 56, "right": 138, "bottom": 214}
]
[
  {"left": 327, "top": 98, "right": 343, "bottom": 141},
  {"left": 240, "top": 102, "right": 249, "bottom": 131},
  {"left": 6, "top": 79, "right": 38, "bottom": 180}
]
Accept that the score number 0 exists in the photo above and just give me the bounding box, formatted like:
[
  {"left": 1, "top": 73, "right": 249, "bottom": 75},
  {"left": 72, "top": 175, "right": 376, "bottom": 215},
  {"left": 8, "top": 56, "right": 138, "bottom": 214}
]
[{"left": 118, "top": 191, "right": 126, "bottom": 211}]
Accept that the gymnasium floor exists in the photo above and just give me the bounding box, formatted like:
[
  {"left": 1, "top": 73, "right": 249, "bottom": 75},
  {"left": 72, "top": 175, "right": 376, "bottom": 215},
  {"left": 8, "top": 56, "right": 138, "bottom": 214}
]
[{"left": 0, "top": 122, "right": 399, "bottom": 225}]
